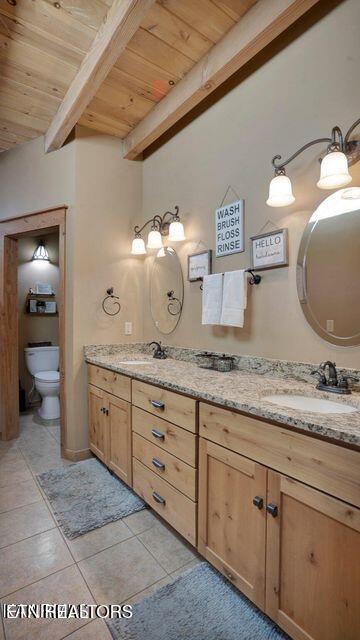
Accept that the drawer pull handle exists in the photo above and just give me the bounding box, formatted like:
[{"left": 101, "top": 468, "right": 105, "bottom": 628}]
[
  {"left": 253, "top": 496, "right": 264, "bottom": 510},
  {"left": 152, "top": 491, "right": 166, "bottom": 505},
  {"left": 150, "top": 400, "right": 165, "bottom": 410},
  {"left": 266, "top": 503, "right": 278, "bottom": 518},
  {"left": 151, "top": 428, "right": 165, "bottom": 440},
  {"left": 152, "top": 458, "right": 165, "bottom": 470}
]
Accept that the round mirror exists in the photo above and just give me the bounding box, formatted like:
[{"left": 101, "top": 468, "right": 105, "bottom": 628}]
[
  {"left": 150, "top": 247, "right": 184, "bottom": 334},
  {"left": 297, "top": 187, "right": 360, "bottom": 346}
]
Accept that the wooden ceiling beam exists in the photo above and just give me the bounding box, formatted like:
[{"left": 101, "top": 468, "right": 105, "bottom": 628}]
[
  {"left": 123, "top": 0, "right": 321, "bottom": 159},
  {"left": 44, "top": 0, "right": 155, "bottom": 153}
]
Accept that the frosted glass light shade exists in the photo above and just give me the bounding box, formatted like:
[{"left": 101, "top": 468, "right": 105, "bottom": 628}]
[
  {"left": 317, "top": 151, "right": 352, "bottom": 189},
  {"left": 266, "top": 175, "right": 295, "bottom": 207},
  {"left": 32, "top": 241, "right": 49, "bottom": 261},
  {"left": 131, "top": 236, "right": 146, "bottom": 255},
  {"left": 168, "top": 220, "right": 185, "bottom": 241},
  {"left": 147, "top": 229, "right": 163, "bottom": 249}
]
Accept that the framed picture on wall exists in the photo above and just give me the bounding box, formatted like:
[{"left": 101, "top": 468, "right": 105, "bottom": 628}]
[
  {"left": 250, "top": 228, "right": 288, "bottom": 270},
  {"left": 188, "top": 250, "right": 212, "bottom": 282}
]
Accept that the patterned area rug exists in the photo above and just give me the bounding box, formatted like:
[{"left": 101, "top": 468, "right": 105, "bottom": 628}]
[
  {"left": 38, "top": 458, "right": 145, "bottom": 538},
  {"left": 107, "top": 562, "right": 289, "bottom": 640}
]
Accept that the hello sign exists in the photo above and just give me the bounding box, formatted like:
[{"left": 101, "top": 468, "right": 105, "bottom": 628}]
[
  {"left": 215, "top": 199, "right": 244, "bottom": 257},
  {"left": 250, "top": 228, "right": 289, "bottom": 270}
]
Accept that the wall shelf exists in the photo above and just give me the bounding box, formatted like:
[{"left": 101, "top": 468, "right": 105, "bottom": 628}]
[
  {"left": 25, "top": 312, "right": 58, "bottom": 317},
  {"left": 25, "top": 293, "right": 57, "bottom": 315}
]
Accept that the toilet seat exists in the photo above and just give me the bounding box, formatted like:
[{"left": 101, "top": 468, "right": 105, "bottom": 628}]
[{"left": 35, "top": 370, "right": 60, "bottom": 383}]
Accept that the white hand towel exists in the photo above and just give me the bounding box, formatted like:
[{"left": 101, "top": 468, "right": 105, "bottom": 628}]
[
  {"left": 220, "top": 270, "right": 247, "bottom": 327},
  {"left": 202, "top": 273, "right": 223, "bottom": 325}
]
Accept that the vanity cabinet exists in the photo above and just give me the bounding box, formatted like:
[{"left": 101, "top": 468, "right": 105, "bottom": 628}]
[
  {"left": 87, "top": 364, "right": 132, "bottom": 486},
  {"left": 106, "top": 393, "right": 132, "bottom": 485},
  {"left": 132, "top": 380, "right": 196, "bottom": 432},
  {"left": 88, "top": 384, "right": 108, "bottom": 464},
  {"left": 199, "top": 402, "right": 360, "bottom": 640},
  {"left": 198, "top": 438, "right": 266, "bottom": 608},
  {"left": 266, "top": 472, "right": 360, "bottom": 640},
  {"left": 131, "top": 380, "right": 198, "bottom": 546}
]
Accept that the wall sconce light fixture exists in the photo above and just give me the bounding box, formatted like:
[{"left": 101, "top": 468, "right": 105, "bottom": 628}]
[
  {"left": 266, "top": 118, "right": 360, "bottom": 207},
  {"left": 131, "top": 206, "right": 185, "bottom": 255},
  {"left": 32, "top": 240, "right": 50, "bottom": 261}
]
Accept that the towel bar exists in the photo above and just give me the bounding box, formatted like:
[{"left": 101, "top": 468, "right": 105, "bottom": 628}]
[{"left": 199, "top": 269, "right": 261, "bottom": 290}]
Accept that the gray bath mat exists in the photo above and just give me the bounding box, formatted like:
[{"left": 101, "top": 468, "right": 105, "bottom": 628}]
[
  {"left": 108, "top": 562, "right": 288, "bottom": 640},
  {"left": 37, "top": 458, "right": 145, "bottom": 539}
]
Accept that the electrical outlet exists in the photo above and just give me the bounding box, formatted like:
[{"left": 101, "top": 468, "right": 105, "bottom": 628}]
[
  {"left": 326, "top": 319, "right": 334, "bottom": 332},
  {"left": 125, "top": 322, "right": 132, "bottom": 335}
]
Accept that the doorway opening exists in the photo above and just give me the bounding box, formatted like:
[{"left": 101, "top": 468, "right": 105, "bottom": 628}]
[
  {"left": 0, "top": 207, "right": 67, "bottom": 449},
  {"left": 19, "top": 231, "right": 60, "bottom": 442}
]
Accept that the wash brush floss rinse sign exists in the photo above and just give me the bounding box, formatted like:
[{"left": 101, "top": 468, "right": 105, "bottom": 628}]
[{"left": 215, "top": 199, "right": 244, "bottom": 257}]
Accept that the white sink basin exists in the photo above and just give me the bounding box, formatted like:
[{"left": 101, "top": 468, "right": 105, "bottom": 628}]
[
  {"left": 118, "top": 360, "right": 152, "bottom": 365},
  {"left": 263, "top": 394, "right": 357, "bottom": 414}
]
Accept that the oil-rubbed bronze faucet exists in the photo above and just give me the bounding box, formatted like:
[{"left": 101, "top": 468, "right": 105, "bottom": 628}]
[
  {"left": 149, "top": 342, "right": 167, "bottom": 359},
  {"left": 311, "top": 361, "right": 359, "bottom": 394}
]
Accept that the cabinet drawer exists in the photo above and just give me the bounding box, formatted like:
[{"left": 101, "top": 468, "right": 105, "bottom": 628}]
[
  {"left": 133, "top": 459, "right": 196, "bottom": 546},
  {"left": 133, "top": 433, "right": 197, "bottom": 501},
  {"left": 88, "top": 364, "right": 131, "bottom": 402},
  {"left": 132, "top": 406, "right": 196, "bottom": 467},
  {"left": 200, "top": 402, "right": 360, "bottom": 508},
  {"left": 132, "top": 380, "right": 196, "bottom": 432}
]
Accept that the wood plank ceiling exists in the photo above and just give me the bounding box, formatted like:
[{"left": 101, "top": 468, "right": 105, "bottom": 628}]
[{"left": 0, "top": 0, "right": 257, "bottom": 153}]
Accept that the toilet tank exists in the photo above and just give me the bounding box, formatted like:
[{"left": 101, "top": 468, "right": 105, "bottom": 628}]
[{"left": 24, "top": 346, "right": 59, "bottom": 376}]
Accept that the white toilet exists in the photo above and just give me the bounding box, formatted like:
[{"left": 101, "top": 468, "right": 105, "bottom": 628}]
[{"left": 24, "top": 346, "right": 60, "bottom": 420}]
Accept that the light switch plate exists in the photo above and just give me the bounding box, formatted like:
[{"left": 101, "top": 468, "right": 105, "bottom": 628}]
[
  {"left": 125, "top": 322, "right": 132, "bottom": 335},
  {"left": 326, "top": 319, "right": 334, "bottom": 332}
]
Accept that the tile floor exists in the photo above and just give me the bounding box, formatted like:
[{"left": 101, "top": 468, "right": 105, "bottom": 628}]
[{"left": 0, "top": 412, "right": 201, "bottom": 640}]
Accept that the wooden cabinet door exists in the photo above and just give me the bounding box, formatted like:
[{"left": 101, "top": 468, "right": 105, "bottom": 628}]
[
  {"left": 266, "top": 471, "right": 360, "bottom": 640},
  {"left": 107, "top": 393, "right": 132, "bottom": 486},
  {"left": 198, "top": 438, "right": 267, "bottom": 608},
  {"left": 88, "top": 384, "right": 108, "bottom": 463}
]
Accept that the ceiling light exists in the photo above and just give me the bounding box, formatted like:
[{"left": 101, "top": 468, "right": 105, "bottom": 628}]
[
  {"left": 32, "top": 240, "right": 49, "bottom": 261},
  {"left": 266, "top": 173, "right": 295, "bottom": 207},
  {"left": 317, "top": 150, "right": 352, "bottom": 189}
]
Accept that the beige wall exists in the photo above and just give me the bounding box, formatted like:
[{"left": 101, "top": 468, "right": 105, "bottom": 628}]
[
  {"left": 68, "top": 126, "right": 143, "bottom": 451},
  {"left": 0, "top": 135, "right": 76, "bottom": 444},
  {"left": 141, "top": 0, "right": 360, "bottom": 369},
  {"left": 0, "top": 130, "right": 143, "bottom": 452},
  {"left": 18, "top": 233, "right": 59, "bottom": 398}
]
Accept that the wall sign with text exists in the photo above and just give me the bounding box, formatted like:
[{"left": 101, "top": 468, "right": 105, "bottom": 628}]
[
  {"left": 250, "top": 228, "right": 289, "bottom": 270},
  {"left": 215, "top": 199, "right": 244, "bottom": 257},
  {"left": 188, "top": 250, "right": 212, "bottom": 282}
]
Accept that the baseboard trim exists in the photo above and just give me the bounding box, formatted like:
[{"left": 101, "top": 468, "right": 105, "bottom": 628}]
[{"left": 61, "top": 447, "right": 92, "bottom": 462}]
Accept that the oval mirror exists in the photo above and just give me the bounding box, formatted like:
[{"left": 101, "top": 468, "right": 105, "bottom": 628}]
[
  {"left": 297, "top": 187, "right": 360, "bottom": 346},
  {"left": 150, "top": 247, "right": 184, "bottom": 334}
]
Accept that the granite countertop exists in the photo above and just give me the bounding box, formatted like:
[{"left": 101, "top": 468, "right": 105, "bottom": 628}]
[{"left": 85, "top": 347, "right": 360, "bottom": 448}]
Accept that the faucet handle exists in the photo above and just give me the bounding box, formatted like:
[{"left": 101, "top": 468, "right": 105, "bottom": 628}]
[
  {"left": 338, "top": 374, "right": 359, "bottom": 389},
  {"left": 311, "top": 369, "right": 327, "bottom": 384}
]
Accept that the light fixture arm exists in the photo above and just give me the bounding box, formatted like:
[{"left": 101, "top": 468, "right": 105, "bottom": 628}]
[
  {"left": 267, "top": 117, "right": 359, "bottom": 208},
  {"left": 133, "top": 206, "right": 180, "bottom": 237},
  {"left": 344, "top": 117, "right": 360, "bottom": 144},
  {"left": 271, "top": 120, "right": 360, "bottom": 175},
  {"left": 271, "top": 136, "right": 333, "bottom": 174}
]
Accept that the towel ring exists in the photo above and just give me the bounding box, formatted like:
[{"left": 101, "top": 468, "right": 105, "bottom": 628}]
[{"left": 102, "top": 287, "right": 121, "bottom": 316}]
